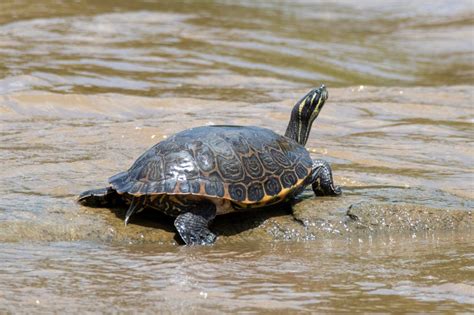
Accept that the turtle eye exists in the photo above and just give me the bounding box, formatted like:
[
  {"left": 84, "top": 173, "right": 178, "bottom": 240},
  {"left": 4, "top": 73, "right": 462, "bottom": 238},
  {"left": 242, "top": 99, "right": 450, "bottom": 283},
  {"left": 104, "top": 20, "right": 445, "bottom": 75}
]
[
  {"left": 319, "top": 84, "right": 328, "bottom": 101},
  {"left": 300, "top": 85, "right": 327, "bottom": 119}
]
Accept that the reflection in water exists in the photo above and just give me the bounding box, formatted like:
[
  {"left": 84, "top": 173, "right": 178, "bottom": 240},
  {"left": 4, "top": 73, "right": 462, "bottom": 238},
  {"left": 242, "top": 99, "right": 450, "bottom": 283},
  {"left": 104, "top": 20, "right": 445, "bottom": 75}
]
[{"left": 0, "top": 0, "right": 473, "bottom": 313}]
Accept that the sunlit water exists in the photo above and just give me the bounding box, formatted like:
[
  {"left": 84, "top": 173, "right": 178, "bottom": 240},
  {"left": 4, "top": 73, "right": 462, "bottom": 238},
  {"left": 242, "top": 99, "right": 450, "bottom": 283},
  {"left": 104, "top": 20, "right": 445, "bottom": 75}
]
[
  {"left": 1, "top": 235, "right": 473, "bottom": 313},
  {"left": 1, "top": 0, "right": 473, "bottom": 97},
  {"left": 0, "top": 0, "right": 473, "bottom": 313}
]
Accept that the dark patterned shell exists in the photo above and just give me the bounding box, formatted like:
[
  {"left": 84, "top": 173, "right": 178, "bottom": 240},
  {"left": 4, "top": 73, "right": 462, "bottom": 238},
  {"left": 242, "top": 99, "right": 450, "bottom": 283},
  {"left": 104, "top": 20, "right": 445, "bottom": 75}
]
[{"left": 109, "top": 125, "right": 313, "bottom": 205}]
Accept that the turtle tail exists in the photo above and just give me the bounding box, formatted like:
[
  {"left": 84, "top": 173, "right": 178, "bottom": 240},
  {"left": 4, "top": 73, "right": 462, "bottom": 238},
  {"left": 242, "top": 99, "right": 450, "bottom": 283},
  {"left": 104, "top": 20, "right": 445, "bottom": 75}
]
[{"left": 77, "top": 187, "right": 122, "bottom": 208}]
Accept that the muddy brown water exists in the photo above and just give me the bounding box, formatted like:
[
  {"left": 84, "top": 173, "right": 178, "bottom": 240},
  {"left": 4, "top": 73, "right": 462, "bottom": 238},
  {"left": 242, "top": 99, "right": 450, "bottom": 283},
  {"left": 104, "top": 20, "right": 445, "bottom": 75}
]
[{"left": 0, "top": 0, "right": 473, "bottom": 313}]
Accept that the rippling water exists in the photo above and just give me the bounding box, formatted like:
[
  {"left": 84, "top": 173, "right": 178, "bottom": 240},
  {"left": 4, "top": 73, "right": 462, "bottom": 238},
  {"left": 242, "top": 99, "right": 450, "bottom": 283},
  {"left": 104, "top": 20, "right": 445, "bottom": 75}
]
[
  {"left": 2, "top": 235, "right": 473, "bottom": 313},
  {"left": 0, "top": 0, "right": 473, "bottom": 313},
  {"left": 1, "top": 0, "right": 473, "bottom": 98}
]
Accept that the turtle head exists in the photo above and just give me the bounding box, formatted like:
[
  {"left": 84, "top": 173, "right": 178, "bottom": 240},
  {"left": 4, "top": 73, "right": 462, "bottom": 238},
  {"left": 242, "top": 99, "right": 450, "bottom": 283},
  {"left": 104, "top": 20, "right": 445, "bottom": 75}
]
[{"left": 285, "top": 84, "right": 328, "bottom": 146}]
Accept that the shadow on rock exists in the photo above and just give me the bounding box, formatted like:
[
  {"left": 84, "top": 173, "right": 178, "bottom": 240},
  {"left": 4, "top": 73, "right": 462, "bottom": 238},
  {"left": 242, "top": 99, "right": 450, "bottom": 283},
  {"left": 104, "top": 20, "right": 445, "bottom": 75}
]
[
  {"left": 80, "top": 195, "right": 472, "bottom": 244},
  {"left": 213, "top": 206, "right": 292, "bottom": 240}
]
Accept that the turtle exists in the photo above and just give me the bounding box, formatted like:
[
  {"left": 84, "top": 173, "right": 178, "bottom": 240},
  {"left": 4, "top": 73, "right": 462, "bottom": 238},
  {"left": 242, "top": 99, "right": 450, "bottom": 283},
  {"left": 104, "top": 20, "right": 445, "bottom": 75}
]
[{"left": 78, "top": 84, "right": 341, "bottom": 245}]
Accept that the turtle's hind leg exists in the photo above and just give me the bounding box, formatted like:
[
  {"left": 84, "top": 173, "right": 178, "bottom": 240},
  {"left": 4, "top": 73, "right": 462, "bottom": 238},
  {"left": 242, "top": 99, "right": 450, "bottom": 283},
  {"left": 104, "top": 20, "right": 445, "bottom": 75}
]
[
  {"left": 174, "top": 202, "right": 217, "bottom": 245},
  {"left": 124, "top": 196, "right": 146, "bottom": 226},
  {"left": 309, "top": 159, "right": 342, "bottom": 196},
  {"left": 78, "top": 187, "right": 122, "bottom": 207}
]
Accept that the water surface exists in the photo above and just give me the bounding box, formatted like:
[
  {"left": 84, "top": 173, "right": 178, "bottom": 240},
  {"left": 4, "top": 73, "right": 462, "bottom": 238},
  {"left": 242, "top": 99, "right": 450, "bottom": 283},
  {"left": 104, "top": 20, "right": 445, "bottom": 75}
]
[
  {"left": 1, "top": 234, "right": 473, "bottom": 313},
  {"left": 1, "top": 0, "right": 473, "bottom": 98}
]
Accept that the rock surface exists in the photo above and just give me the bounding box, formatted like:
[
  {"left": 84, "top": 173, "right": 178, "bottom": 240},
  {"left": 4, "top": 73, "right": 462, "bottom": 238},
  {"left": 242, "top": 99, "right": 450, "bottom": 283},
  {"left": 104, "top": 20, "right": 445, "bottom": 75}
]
[{"left": 79, "top": 194, "right": 472, "bottom": 245}]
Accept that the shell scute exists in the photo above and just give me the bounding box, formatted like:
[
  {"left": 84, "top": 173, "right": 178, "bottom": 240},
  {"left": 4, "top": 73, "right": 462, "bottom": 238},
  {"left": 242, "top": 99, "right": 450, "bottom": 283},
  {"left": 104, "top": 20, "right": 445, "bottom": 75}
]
[
  {"left": 109, "top": 126, "right": 313, "bottom": 205},
  {"left": 228, "top": 183, "right": 247, "bottom": 201},
  {"left": 247, "top": 182, "right": 265, "bottom": 202},
  {"left": 216, "top": 155, "right": 245, "bottom": 181},
  {"left": 242, "top": 154, "right": 264, "bottom": 179},
  {"left": 204, "top": 180, "right": 225, "bottom": 197},
  {"left": 295, "top": 163, "right": 309, "bottom": 179},
  {"left": 263, "top": 176, "right": 282, "bottom": 196},
  {"left": 281, "top": 170, "right": 298, "bottom": 188},
  {"left": 194, "top": 142, "right": 216, "bottom": 172}
]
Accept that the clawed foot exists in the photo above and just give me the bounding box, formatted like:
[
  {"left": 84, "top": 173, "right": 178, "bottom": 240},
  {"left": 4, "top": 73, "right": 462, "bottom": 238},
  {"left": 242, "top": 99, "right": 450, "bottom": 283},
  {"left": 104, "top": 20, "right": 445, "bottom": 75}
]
[
  {"left": 174, "top": 212, "right": 217, "bottom": 245},
  {"left": 310, "top": 159, "right": 342, "bottom": 196}
]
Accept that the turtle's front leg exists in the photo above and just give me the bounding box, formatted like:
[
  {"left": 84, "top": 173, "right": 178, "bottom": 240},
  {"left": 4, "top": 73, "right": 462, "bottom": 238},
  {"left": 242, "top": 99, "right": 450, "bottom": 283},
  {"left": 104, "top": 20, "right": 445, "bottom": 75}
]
[
  {"left": 174, "top": 202, "right": 217, "bottom": 245},
  {"left": 309, "top": 159, "right": 342, "bottom": 196}
]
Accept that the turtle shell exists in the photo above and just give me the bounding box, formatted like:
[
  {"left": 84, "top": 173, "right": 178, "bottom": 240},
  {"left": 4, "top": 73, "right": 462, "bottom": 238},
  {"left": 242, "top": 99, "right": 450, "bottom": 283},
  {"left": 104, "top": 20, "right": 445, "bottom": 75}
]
[{"left": 109, "top": 125, "right": 313, "bottom": 208}]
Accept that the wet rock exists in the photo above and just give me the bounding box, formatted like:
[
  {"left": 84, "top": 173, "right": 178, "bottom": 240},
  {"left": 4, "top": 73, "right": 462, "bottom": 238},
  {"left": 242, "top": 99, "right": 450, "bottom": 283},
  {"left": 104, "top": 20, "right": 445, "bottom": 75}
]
[
  {"left": 291, "top": 195, "right": 358, "bottom": 238},
  {"left": 76, "top": 196, "right": 473, "bottom": 244},
  {"left": 12, "top": 195, "right": 467, "bottom": 245},
  {"left": 346, "top": 203, "right": 473, "bottom": 232},
  {"left": 289, "top": 197, "right": 472, "bottom": 240},
  {"left": 83, "top": 206, "right": 178, "bottom": 244}
]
